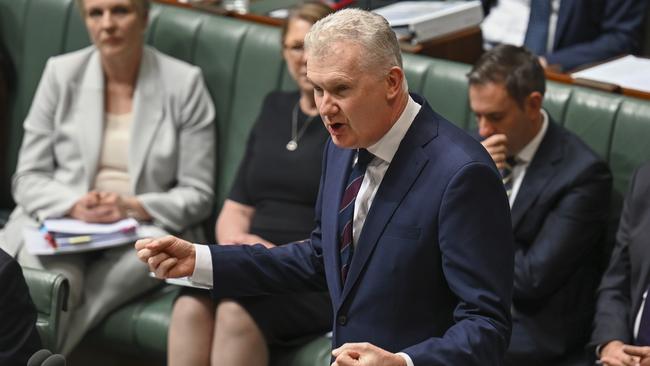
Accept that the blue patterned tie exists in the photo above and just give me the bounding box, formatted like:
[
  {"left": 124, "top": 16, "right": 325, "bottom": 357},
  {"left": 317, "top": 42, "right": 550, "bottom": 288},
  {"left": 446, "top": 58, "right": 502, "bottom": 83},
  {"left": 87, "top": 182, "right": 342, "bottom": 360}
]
[
  {"left": 524, "top": 0, "right": 551, "bottom": 55},
  {"left": 338, "top": 149, "right": 373, "bottom": 284},
  {"left": 637, "top": 289, "right": 650, "bottom": 345},
  {"left": 501, "top": 156, "right": 518, "bottom": 198}
]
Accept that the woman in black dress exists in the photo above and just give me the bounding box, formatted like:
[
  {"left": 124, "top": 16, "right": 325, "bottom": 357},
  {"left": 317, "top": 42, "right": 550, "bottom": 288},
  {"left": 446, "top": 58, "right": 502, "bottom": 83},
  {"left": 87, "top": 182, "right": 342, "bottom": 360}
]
[{"left": 167, "top": 3, "right": 334, "bottom": 365}]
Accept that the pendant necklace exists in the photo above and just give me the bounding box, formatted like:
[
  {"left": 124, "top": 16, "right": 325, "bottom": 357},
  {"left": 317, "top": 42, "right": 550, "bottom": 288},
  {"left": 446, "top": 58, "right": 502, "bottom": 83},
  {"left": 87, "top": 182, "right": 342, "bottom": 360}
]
[{"left": 286, "top": 100, "right": 317, "bottom": 151}]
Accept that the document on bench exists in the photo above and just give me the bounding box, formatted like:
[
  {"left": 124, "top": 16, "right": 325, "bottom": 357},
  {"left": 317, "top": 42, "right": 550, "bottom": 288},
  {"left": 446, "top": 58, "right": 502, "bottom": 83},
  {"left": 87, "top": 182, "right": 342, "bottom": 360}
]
[
  {"left": 374, "top": 1, "right": 483, "bottom": 43},
  {"left": 571, "top": 55, "right": 650, "bottom": 93}
]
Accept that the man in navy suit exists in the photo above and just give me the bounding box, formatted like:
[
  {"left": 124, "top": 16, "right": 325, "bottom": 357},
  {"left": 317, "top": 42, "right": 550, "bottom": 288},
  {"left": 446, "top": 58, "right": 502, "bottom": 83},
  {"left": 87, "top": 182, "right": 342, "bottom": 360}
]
[
  {"left": 480, "top": 0, "right": 647, "bottom": 71},
  {"left": 137, "top": 8, "right": 514, "bottom": 365},
  {"left": 468, "top": 44, "right": 612, "bottom": 365},
  {"left": 590, "top": 162, "right": 650, "bottom": 366}
]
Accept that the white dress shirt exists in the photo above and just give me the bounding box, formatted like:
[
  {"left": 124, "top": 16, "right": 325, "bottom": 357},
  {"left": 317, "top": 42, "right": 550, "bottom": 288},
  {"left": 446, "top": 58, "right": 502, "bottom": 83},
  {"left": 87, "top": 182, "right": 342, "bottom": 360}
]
[
  {"left": 635, "top": 290, "right": 647, "bottom": 339},
  {"left": 482, "top": 0, "right": 561, "bottom": 54},
  {"left": 190, "top": 96, "right": 422, "bottom": 366},
  {"left": 507, "top": 110, "right": 549, "bottom": 207},
  {"left": 352, "top": 96, "right": 421, "bottom": 247}
]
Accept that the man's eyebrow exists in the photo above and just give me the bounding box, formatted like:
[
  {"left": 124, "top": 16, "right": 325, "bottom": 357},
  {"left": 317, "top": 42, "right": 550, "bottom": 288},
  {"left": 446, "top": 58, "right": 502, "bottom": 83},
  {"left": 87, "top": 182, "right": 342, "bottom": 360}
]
[{"left": 307, "top": 75, "right": 352, "bottom": 88}]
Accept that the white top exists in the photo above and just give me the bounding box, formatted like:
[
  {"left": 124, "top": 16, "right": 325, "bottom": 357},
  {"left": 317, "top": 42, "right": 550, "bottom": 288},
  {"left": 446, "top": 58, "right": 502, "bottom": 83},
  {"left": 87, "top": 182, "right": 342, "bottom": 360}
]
[
  {"left": 481, "top": 0, "right": 561, "bottom": 54},
  {"left": 94, "top": 112, "right": 132, "bottom": 195},
  {"left": 508, "top": 110, "right": 549, "bottom": 207}
]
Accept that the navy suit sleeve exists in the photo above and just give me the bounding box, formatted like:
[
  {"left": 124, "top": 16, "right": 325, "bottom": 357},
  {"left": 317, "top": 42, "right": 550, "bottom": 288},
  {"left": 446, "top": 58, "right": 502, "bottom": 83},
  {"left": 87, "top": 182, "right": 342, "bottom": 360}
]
[
  {"left": 208, "top": 238, "right": 329, "bottom": 297},
  {"left": 590, "top": 167, "right": 643, "bottom": 348},
  {"left": 545, "top": 0, "right": 646, "bottom": 71},
  {"left": 513, "top": 161, "right": 612, "bottom": 300},
  {"left": 403, "top": 162, "right": 514, "bottom": 366}
]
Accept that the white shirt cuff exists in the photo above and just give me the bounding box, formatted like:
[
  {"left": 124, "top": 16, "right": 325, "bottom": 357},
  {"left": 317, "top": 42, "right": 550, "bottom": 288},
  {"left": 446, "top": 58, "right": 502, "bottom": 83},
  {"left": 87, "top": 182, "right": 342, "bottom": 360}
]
[
  {"left": 397, "top": 352, "right": 414, "bottom": 366},
  {"left": 189, "top": 244, "right": 213, "bottom": 288}
]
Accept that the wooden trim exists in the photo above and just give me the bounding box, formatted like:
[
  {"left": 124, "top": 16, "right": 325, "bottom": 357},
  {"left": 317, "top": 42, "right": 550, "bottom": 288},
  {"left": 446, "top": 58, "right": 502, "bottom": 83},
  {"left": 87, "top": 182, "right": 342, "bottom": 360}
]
[
  {"left": 230, "top": 12, "right": 283, "bottom": 26},
  {"left": 154, "top": 0, "right": 193, "bottom": 8}
]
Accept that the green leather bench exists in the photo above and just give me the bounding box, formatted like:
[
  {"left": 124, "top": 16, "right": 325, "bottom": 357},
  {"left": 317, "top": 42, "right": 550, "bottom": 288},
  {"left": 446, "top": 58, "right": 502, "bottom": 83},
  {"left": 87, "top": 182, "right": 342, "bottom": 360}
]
[
  {"left": 21, "top": 267, "right": 69, "bottom": 352},
  {"left": 2, "top": 0, "right": 650, "bottom": 364}
]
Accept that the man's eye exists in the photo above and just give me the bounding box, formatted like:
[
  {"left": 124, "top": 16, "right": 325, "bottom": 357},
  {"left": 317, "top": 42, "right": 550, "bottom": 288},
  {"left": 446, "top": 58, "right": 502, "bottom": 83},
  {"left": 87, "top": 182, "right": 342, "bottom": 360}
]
[
  {"left": 88, "top": 8, "right": 103, "bottom": 17},
  {"left": 335, "top": 85, "right": 349, "bottom": 94},
  {"left": 487, "top": 114, "right": 503, "bottom": 122}
]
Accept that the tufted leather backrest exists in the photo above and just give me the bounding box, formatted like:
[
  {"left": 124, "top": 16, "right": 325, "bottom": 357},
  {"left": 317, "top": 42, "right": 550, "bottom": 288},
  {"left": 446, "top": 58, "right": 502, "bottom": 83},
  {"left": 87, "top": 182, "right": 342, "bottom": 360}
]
[{"left": 2, "top": 0, "right": 650, "bottom": 225}]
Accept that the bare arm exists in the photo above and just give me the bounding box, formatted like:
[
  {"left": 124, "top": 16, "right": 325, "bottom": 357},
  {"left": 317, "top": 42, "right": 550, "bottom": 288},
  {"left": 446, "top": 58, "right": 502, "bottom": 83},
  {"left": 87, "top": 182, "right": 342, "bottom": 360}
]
[{"left": 216, "top": 199, "right": 275, "bottom": 248}]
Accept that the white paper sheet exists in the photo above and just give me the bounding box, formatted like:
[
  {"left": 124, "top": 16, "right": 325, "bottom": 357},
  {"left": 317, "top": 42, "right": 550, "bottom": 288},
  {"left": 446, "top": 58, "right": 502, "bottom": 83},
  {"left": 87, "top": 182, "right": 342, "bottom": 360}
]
[
  {"left": 42, "top": 218, "right": 139, "bottom": 235},
  {"left": 571, "top": 56, "right": 650, "bottom": 93}
]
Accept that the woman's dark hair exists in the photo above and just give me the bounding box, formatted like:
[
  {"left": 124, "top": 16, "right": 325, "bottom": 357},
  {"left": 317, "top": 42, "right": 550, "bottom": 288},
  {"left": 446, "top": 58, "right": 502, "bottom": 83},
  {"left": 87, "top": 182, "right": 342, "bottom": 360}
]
[{"left": 281, "top": 2, "right": 334, "bottom": 43}]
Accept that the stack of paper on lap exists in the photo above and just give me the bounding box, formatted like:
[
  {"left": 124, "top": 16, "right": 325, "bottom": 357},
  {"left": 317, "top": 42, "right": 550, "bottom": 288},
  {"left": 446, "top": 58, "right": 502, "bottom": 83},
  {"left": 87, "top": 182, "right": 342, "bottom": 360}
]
[{"left": 24, "top": 218, "right": 140, "bottom": 255}]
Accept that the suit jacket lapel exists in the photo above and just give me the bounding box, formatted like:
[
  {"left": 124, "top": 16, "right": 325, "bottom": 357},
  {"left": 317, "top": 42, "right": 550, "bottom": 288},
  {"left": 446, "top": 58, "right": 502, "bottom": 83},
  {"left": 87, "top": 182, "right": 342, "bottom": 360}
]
[
  {"left": 129, "top": 47, "right": 163, "bottom": 193},
  {"left": 553, "top": 0, "right": 574, "bottom": 50},
  {"left": 76, "top": 51, "right": 104, "bottom": 190},
  {"left": 511, "top": 121, "right": 563, "bottom": 228},
  {"left": 339, "top": 101, "right": 435, "bottom": 303},
  {"left": 322, "top": 146, "right": 355, "bottom": 299}
]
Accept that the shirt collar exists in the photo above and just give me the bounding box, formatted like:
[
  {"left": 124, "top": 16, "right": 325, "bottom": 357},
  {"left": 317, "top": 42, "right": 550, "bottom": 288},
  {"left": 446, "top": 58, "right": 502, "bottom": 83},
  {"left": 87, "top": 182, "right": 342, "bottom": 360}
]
[
  {"left": 366, "top": 95, "right": 421, "bottom": 164},
  {"left": 516, "top": 109, "right": 549, "bottom": 164}
]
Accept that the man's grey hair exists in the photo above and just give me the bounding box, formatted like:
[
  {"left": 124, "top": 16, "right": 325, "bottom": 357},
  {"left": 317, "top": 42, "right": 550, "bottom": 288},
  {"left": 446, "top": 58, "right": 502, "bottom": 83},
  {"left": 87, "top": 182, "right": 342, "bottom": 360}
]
[{"left": 304, "top": 8, "right": 403, "bottom": 74}]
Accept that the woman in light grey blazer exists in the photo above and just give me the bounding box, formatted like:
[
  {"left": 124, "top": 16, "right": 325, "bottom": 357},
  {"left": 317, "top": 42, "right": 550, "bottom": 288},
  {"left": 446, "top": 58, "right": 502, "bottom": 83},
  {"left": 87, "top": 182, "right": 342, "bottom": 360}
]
[{"left": 0, "top": 0, "right": 215, "bottom": 354}]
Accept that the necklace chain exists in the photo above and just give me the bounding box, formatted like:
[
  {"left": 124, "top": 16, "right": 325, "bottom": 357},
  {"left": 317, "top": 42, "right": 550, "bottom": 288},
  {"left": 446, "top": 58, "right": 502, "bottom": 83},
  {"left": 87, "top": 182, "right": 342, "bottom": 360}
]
[{"left": 286, "top": 100, "right": 317, "bottom": 151}]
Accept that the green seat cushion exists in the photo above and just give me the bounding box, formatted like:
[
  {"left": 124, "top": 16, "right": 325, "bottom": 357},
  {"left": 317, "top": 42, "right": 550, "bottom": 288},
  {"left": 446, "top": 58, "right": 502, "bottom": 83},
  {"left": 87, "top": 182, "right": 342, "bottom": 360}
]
[{"left": 90, "top": 285, "right": 180, "bottom": 357}]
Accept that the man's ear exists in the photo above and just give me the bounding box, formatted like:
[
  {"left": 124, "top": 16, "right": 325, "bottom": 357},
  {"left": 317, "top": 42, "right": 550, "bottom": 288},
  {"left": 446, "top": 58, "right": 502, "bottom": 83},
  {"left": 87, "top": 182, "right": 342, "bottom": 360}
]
[
  {"left": 525, "top": 91, "right": 543, "bottom": 115},
  {"left": 386, "top": 66, "right": 405, "bottom": 100}
]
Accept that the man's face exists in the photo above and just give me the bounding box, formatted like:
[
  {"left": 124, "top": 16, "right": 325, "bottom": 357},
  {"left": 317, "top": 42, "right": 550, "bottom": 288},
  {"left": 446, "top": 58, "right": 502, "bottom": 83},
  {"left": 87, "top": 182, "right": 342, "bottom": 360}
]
[
  {"left": 307, "top": 42, "right": 395, "bottom": 149},
  {"left": 469, "top": 82, "right": 538, "bottom": 155}
]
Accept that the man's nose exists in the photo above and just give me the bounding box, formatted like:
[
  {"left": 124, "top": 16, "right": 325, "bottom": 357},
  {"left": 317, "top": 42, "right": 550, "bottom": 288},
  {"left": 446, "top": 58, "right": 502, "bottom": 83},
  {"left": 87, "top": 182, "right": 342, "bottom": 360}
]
[
  {"left": 318, "top": 92, "right": 339, "bottom": 119},
  {"left": 478, "top": 118, "right": 494, "bottom": 138}
]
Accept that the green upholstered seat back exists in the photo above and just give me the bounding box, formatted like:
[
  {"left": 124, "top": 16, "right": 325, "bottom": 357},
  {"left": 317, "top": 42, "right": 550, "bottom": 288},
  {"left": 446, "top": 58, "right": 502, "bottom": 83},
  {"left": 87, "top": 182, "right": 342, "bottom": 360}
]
[
  {"left": 5, "top": 0, "right": 648, "bottom": 213},
  {"left": 21, "top": 267, "right": 69, "bottom": 352}
]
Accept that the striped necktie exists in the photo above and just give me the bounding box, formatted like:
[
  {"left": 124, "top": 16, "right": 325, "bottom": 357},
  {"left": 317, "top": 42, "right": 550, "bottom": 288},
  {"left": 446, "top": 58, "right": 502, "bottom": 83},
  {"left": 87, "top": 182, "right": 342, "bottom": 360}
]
[
  {"left": 501, "top": 156, "right": 518, "bottom": 197},
  {"left": 524, "top": 0, "right": 552, "bottom": 55},
  {"left": 338, "top": 149, "right": 373, "bottom": 284}
]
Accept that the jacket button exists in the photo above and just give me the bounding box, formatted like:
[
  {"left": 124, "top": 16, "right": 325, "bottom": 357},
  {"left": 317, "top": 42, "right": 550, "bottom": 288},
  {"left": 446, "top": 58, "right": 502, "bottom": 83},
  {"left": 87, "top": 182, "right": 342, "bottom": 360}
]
[{"left": 337, "top": 315, "right": 347, "bottom": 325}]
